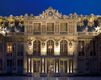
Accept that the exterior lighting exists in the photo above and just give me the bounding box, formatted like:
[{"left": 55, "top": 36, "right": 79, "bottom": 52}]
[{"left": 80, "top": 45, "right": 83, "bottom": 49}]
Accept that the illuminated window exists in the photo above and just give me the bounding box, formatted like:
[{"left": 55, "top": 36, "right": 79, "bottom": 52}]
[
  {"left": 33, "top": 23, "right": 41, "bottom": 34},
  {"left": 60, "top": 40, "right": 68, "bottom": 56},
  {"left": 60, "top": 23, "right": 68, "bottom": 34},
  {"left": 6, "top": 42, "right": 13, "bottom": 54},
  {"left": 47, "top": 40, "right": 54, "bottom": 55},
  {"left": 47, "top": 23, "right": 54, "bottom": 34},
  {"left": 33, "top": 40, "right": 41, "bottom": 56}
]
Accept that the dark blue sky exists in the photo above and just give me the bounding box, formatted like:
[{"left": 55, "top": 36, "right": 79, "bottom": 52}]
[{"left": 0, "top": 0, "right": 101, "bottom": 16}]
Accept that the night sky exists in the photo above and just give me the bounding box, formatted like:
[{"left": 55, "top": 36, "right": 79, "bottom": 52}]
[{"left": 0, "top": 0, "right": 101, "bottom": 16}]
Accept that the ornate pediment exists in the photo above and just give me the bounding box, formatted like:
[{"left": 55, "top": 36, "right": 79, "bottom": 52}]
[{"left": 35, "top": 7, "right": 63, "bottom": 19}]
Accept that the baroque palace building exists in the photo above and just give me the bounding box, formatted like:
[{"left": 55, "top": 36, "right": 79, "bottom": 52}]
[{"left": 0, "top": 7, "right": 101, "bottom": 76}]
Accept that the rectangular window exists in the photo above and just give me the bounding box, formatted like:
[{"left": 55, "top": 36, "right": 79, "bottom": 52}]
[
  {"left": 60, "top": 23, "right": 68, "bottom": 34},
  {"left": 0, "top": 59, "right": 2, "bottom": 70},
  {"left": 0, "top": 43, "right": 3, "bottom": 55},
  {"left": 33, "top": 23, "right": 41, "bottom": 34},
  {"left": 17, "top": 43, "right": 24, "bottom": 56},
  {"left": 78, "top": 41, "right": 85, "bottom": 56},
  {"left": 17, "top": 59, "right": 23, "bottom": 67},
  {"left": 27, "top": 25, "right": 33, "bottom": 33},
  {"left": 7, "top": 59, "right": 12, "bottom": 67},
  {"left": 6, "top": 42, "right": 13, "bottom": 54},
  {"left": 47, "top": 23, "right": 54, "bottom": 34}
]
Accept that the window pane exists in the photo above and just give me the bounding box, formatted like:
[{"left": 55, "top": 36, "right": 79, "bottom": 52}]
[
  {"left": 33, "top": 23, "right": 41, "bottom": 34},
  {"left": 60, "top": 40, "right": 68, "bottom": 56},
  {"left": 33, "top": 40, "right": 41, "bottom": 56},
  {"left": 60, "top": 23, "right": 68, "bottom": 34},
  {"left": 6, "top": 42, "right": 13, "bottom": 54},
  {"left": 17, "top": 43, "right": 24, "bottom": 56},
  {"left": 78, "top": 41, "right": 85, "bottom": 56},
  {"left": 47, "top": 40, "right": 54, "bottom": 55},
  {"left": 0, "top": 43, "right": 3, "bottom": 54},
  {"left": 47, "top": 23, "right": 54, "bottom": 34}
]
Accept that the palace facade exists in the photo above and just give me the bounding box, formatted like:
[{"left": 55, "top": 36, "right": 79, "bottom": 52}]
[{"left": 0, "top": 7, "right": 101, "bottom": 76}]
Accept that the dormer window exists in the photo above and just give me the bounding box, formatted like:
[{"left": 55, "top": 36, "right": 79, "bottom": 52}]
[{"left": 48, "top": 11, "right": 53, "bottom": 16}]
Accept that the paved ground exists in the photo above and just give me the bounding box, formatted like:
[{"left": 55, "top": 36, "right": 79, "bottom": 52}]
[{"left": 0, "top": 77, "right": 101, "bottom": 80}]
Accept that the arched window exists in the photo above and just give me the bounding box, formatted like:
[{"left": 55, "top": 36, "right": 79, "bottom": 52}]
[
  {"left": 60, "top": 40, "right": 68, "bottom": 56},
  {"left": 33, "top": 40, "right": 41, "bottom": 56},
  {"left": 47, "top": 40, "right": 54, "bottom": 56}
]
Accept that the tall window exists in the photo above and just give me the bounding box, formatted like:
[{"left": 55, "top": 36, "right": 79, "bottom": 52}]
[
  {"left": 60, "top": 23, "right": 68, "bottom": 34},
  {"left": 6, "top": 42, "right": 13, "bottom": 55},
  {"left": 33, "top": 23, "right": 41, "bottom": 34},
  {"left": 47, "top": 23, "right": 54, "bottom": 34},
  {"left": 17, "top": 59, "right": 23, "bottom": 67},
  {"left": 27, "top": 25, "right": 33, "bottom": 33},
  {"left": 60, "top": 40, "right": 68, "bottom": 56},
  {"left": 47, "top": 40, "right": 54, "bottom": 56},
  {"left": 0, "top": 59, "right": 2, "bottom": 70},
  {"left": 0, "top": 43, "right": 3, "bottom": 55},
  {"left": 78, "top": 41, "right": 85, "bottom": 56},
  {"left": 17, "top": 43, "right": 24, "bottom": 56},
  {"left": 7, "top": 59, "right": 12, "bottom": 68},
  {"left": 33, "top": 40, "right": 41, "bottom": 56}
]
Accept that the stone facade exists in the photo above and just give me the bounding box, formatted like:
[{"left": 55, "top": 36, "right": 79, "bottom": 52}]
[{"left": 0, "top": 7, "right": 101, "bottom": 76}]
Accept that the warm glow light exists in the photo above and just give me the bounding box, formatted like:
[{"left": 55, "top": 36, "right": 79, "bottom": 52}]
[
  {"left": 56, "top": 63, "right": 58, "bottom": 73},
  {"left": 7, "top": 42, "right": 13, "bottom": 53},
  {"left": 70, "top": 60, "right": 73, "bottom": 73},
  {"left": 28, "top": 58, "right": 30, "bottom": 73},
  {"left": 41, "top": 58, "right": 45, "bottom": 73},
  {"left": 31, "top": 59, "right": 33, "bottom": 73},
  {"left": 48, "top": 45, "right": 52, "bottom": 49},
  {"left": 68, "top": 45, "right": 74, "bottom": 55},
  {"left": 41, "top": 47, "right": 46, "bottom": 55},
  {"left": 55, "top": 46, "right": 60, "bottom": 55},
  {"left": 27, "top": 39, "right": 33, "bottom": 54},
  {"left": 69, "top": 41, "right": 72, "bottom": 48},
  {"left": 29, "top": 45, "right": 33, "bottom": 50}
]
